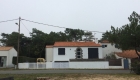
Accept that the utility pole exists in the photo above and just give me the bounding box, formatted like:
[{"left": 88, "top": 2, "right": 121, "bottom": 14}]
[{"left": 16, "top": 17, "right": 21, "bottom": 69}]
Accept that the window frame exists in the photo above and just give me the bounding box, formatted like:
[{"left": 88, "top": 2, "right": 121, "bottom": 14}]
[
  {"left": 75, "top": 47, "right": 83, "bottom": 59},
  {"left": 58, "top": 48, "right": 65, "bottom": 55}
]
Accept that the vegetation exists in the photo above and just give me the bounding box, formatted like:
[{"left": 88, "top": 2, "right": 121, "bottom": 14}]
[
  {"left": 105, "top": 52, "right": 116, "bottom": 59},
  {"left": 12, "top": 56, "right": 37, "bottom": 65},
  {"left": 0, "top": 28, "right": 94, "bottom": 58},
  {"left": 101, "top": 11, "right": 140, "bottom": 58},
  {"left": 131, "top": 59, "right": 140, "bottom": 75},
  {"left": 101, "top": 11, "right": 140, "bottom": 74}
]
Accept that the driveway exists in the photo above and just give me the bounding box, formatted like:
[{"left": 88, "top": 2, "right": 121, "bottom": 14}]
[{"left": 0, "top": 69, "right": 130, "bottom": 74}]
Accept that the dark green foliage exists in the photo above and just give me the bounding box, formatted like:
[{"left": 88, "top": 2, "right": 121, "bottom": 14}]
[
  {"left": 101, "top": 11, "right": 140, "bottom": 58},
  {"left": 83, "top": 31, "right": 94, "bottom": 41},
  {"left": 105, "top": 53, "right": 116, "bottom": 59},
  {"left": 131, "top": 59, "right": 140, "bottom": 75},
  {"left": 12, "top": 56, "right": 37, "bottom": 65},
  {"left": 65, "top": 28, "right": 85, "bottom": 41},
  {"left": 0, "top": 28, "right": 85, "bottom": 58}
]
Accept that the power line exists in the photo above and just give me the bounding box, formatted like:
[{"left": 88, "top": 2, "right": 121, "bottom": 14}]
[
  {"left": 21, "top": 19, "right": 105, "bottom": 33},
  {"left": 21, "top": 20, "right": 31, "bottom": 33},
  {"left": 0, "top": 18, "right": 18, "bottom": 23}
]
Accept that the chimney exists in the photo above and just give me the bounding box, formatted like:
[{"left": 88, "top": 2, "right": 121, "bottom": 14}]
[{"left": 93, "top": 38, "right": 98, "bottom": 43}]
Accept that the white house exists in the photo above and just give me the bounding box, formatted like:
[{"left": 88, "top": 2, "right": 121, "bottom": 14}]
[
  {"left": 100, "top": 40, "right": 122, "bottom": 58},
  {"left": 46, "top": 42, "right": 103, "bottom": 62},
  {"left": 0, "top": 47, "right": 17, "bottom": 67},
  {"left": 45, "top": 42, "right": 109, "bottom": 69},
  {"left": 18, "top": 41, "right": 126, "bottom": 69}
]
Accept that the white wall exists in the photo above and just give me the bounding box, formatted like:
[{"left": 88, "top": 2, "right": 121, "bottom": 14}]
[
  {"left": 46, "top": 62, "right": 52, "bottom": 68},
  {"left": 53, "top": 47, "right": 103, "bottom": 61},
  {"left": 9, "top": 48, "right": 17, "bottom": 67},
  {"left": 46, "top": 48, "right": 53, "bottom": 62},
  {"left": 69, "top": 61, "right": 109, "bottom": 69},
  {"left": 18, "top": 61, "right": 126, "bottom": 69},
  {"left": 101, "top": 43, "right": 122, "bottom": 58},
  {"left": 19, "top": 63, "right": 29, "bottom": 69},
  {"left": 18, "top": 62, "right": 109, "bottom": 69}
]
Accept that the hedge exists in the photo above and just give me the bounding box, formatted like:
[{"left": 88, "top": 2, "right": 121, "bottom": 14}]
[{"left": 12, "top": 56, "right": 37, "bottom": 65}]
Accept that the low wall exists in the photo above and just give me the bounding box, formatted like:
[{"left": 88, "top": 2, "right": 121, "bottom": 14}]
[
  {"left": 46, "top": 62, "right": 52, "bottom": 68},
  {"left": 19, "top": 63, "right": 29, "bottom": 69},
  {"left": 18, "top": 60, "right": 125, "bottom": 69},
  {"left": 69, "top": 61, "right": 109, "bottom": 69}
]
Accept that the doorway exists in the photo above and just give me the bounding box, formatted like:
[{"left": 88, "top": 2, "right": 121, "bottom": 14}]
[
  {"left": 0, "top": 56, "right": 6, "bottom": 67},
  {"left": 88, "top": 48, "right": 98, "bottom": 59}
]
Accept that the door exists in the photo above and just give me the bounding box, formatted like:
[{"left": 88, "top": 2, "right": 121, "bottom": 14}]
[
  {"left": 88, "top": 48, "right": 98, "bottom": 59},
  {"left": 124, "top": 59, "right": 129, "bottom": 69}
]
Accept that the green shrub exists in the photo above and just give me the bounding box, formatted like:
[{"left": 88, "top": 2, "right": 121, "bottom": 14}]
[
  {"left": 131, "top": 59, "right": 140, "bottom": 75},
  {"left": 12, "top": 56, "right": 37, "bottom": 65}
]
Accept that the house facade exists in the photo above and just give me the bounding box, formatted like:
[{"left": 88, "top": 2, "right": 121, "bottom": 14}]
[
  {"left": 18, "top": 41, "right": 126, "bottom": 69},
  {"left": 0, "top": 47, "right": 17, "bottom": 67},
  {"left": 44, "top": 42, "right": 110, "bottom": 69},
  {"left": 46, "top": 42, "right": 103, "bottom": 62}
]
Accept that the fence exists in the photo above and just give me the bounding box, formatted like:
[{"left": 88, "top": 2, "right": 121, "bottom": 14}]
[
  {"left": 53, "top": 62, "right": 69, "bottom": 68},
  {"left": 18, "top": 63, "right": 46, "bottom": 69},
  {"left": 19, "top": 61, "right": 108, "bottom": 69},
  {"left": 29, "top": 63, "right": 46, "bottom": 69},
  {"left": 108, "top": 59, "right": 122, "bottom": 66},
  {"left": 18, "top": 59, "right": 124, "bottom": 69}
]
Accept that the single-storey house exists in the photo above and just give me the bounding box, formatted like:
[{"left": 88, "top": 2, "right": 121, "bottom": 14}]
[
  {"left": 0, "top": 47, "right": 17, "bottom": 67},
  {"left": 45, "top": 42, "right": 109, "bottom": 69},
  {"left": 46, "top": 41, "right": 103, "bottom": 62}
]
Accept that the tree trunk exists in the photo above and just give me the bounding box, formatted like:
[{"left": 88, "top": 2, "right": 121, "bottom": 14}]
[{"left": 135, "top": 47, "right": 140, "bottom": 59}]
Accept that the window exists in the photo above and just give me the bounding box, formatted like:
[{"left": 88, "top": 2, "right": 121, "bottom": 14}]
[
  {"left": 102, "top": 45, "right": 107, "bottom": 48},
  {"left": 75, "top": 47, "right": 83, "bottom": 59},
  {"left": 58, "top": 48, "right": 65, "bottom": 55},
  {"left": 102, "top": 45, "right": 105, "bottom": 48},
  {"left": 115, "top": 44, "right": 118, "bottom": 48}
]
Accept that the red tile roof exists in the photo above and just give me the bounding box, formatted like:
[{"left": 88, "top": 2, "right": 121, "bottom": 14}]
[
  {"left": 0, "top": 47, "right": 13, "bottom": 51},
  {"left": 115, "top": 50, "right": 140, "bottom": 58},
  {"left": 53, "top": 42, "right": 101, "bottom": 47}
]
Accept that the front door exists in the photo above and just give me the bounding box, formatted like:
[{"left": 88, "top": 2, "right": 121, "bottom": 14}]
[
  {"left": 88, "top": 48, "right": 98, "bottom": 59},
  {"left": 124, "top": 59, "right": 129, "bottom": 69}
]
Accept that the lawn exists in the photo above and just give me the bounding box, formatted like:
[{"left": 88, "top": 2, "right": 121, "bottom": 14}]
[{"left": 0, "top": 74, "right": 140, "bottom": 80}]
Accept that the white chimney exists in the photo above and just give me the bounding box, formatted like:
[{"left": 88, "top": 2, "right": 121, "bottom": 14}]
[{"left": 93, "top": 38, "right": 98, "bottom": 43}]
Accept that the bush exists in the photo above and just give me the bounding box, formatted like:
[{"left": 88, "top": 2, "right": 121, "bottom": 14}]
[
  {"left": 131, "top": 59, "right": 140, "bottom": 75},
  {"left": 12, "top": 56, "right": 37, "bottom": 65}
]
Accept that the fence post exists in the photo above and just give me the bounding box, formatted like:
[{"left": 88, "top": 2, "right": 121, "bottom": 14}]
[{"left": 37, "top": 63, "right": 38, "bottom": 69}]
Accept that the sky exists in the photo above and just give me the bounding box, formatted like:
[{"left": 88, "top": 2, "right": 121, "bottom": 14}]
[{"left": 0, "top": 0, "right": 140, "bottom": 40}]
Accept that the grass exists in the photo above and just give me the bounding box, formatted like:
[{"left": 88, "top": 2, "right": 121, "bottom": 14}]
[{"left": 0, "top": 73, "right": 140, "bottom": 80}]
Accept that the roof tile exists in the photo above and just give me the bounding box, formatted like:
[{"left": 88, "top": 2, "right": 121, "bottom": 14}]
[
  {"left": 54, "top": 42, "right": 101, "bottom": 47},
  {"left": 0, "top": 47, "right": 13, "bottom": 51},
  {"left": 115, "top": 50, "right": 140, "bottom": 58}
]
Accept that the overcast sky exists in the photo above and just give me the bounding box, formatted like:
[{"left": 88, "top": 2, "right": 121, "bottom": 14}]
[{"left": 0, "top": 0, "right": 140, "bottom": 40}]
